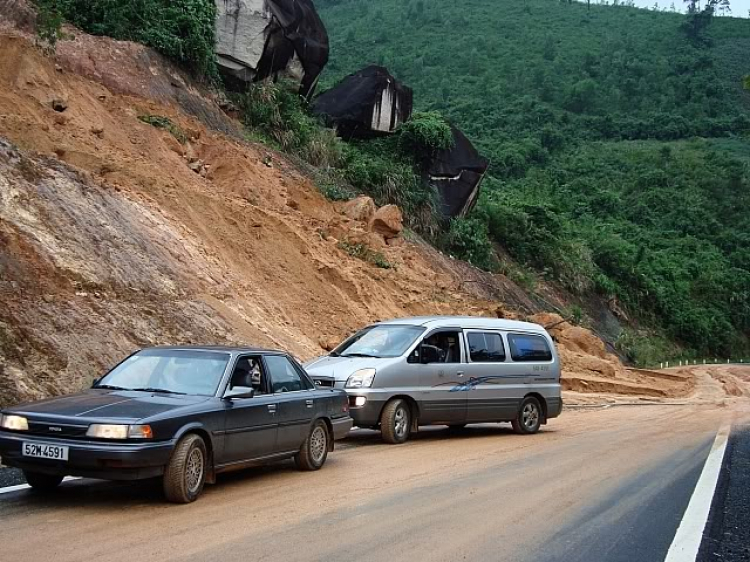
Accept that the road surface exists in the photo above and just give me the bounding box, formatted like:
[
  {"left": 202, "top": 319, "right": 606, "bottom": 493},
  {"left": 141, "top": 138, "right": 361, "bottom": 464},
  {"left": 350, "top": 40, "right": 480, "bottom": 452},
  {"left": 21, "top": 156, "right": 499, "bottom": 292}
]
[{"left": 0, "top": 404, "right": 745, "bottom": 562}]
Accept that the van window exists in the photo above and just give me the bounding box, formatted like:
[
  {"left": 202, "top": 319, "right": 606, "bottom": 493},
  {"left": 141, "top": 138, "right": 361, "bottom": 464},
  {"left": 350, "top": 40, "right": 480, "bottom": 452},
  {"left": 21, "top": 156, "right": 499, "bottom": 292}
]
[
  {"left": 508, "top": 334, "right": 553, "bottom": 362},
  {"left": 467, "top": 332, "right": 505, "bottom": 362},
  {"left": 421, "top": 331, "right": 461, "bottom": 363}
]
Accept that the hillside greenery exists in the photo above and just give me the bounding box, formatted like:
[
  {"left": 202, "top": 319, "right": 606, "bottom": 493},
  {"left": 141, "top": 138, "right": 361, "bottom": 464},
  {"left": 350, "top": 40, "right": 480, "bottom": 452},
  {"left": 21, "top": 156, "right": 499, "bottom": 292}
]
[
  {"left": 316, "top": 0, "right": 750, "bottom": 358},
  {"left": 36, "top": 0, "right": 218, "bottom": 77}
]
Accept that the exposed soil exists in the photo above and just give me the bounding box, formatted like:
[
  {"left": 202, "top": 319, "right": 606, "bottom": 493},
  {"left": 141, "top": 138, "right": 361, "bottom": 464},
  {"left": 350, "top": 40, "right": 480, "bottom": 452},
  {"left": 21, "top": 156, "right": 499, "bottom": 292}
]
[{"left": 0, "top": 22, "right": 743, "bottom": 408}]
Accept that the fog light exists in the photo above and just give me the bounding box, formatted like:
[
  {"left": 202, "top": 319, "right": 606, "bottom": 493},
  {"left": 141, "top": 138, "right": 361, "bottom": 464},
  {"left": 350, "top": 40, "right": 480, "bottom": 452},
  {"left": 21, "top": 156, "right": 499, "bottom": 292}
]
[{"left": 352, "top": 396, "right": 367, "bottom": 407}]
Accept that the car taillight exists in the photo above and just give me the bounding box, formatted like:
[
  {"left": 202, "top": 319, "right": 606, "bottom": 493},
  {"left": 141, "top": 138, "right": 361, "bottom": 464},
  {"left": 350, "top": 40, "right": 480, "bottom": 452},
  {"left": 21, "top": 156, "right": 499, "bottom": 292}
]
[{"left": 342, "top": 397, "right": 349, "bottom": 413}]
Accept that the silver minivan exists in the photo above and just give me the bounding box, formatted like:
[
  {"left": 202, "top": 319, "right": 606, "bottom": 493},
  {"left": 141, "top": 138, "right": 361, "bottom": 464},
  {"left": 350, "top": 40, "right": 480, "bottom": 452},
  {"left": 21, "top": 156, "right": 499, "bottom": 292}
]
[{"left": 305, "top": 316, "right": 562, "bottom": 443}]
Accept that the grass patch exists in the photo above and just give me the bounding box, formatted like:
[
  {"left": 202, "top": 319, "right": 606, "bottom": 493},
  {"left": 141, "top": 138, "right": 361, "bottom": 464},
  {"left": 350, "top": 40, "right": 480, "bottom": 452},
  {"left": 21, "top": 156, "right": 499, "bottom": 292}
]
[
  {"left": 137, "top": 114, "right": 187, "bottom": 144},
  {"left": 338, "top": 241, "right": 393, "bottom": 269}
]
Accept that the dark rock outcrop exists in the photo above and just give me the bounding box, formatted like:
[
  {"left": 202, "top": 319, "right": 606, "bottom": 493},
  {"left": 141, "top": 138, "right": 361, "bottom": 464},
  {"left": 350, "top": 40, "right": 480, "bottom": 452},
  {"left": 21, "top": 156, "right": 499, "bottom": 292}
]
[
  {"left": 312, "top": 66, "right": 413, "bottom": 138},
  {"left": 215, "top": 0, "right": 329, "bottom": 98},
  {"left": 427, "top": 126, "right": 488, "bottom": 219}
]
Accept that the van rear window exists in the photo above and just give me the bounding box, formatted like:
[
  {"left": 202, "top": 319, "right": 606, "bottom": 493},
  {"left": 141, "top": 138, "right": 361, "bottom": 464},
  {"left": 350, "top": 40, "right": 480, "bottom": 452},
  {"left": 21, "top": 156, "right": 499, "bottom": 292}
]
[
  {"left": 467, "top": 332, "right": 506, "bottom": 362},
  {"left": 508, "top": 334, "right": 552, "bottom": 362}
]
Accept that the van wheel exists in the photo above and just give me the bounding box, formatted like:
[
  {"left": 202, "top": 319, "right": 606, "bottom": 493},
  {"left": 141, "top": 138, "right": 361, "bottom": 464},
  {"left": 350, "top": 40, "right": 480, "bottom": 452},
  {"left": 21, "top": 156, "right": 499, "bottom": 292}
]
[
  {"left": 381, "top": 399, "right": 411, "bottom": 444},
  {"left": 295, "top": 420, "right": 329, "bottom": 471},
  {"left": 512, "top": 397, "right": 542, "bottom": 435},
  {"left": 24, "top": 471, "right": 63, "bottom": 491},
  {"left": 163, "top": 434, "right": 207, "bottom": 503}
]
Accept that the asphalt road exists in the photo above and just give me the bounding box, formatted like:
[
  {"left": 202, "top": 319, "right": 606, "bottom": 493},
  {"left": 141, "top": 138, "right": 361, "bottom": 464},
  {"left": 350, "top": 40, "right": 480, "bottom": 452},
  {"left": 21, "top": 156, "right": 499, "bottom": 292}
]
[
  {"left": 0, "top": 405, "right": 742, "bottom": 562},
  {"left": 698, "top": 422, "right": 750, "bottom": 562}
]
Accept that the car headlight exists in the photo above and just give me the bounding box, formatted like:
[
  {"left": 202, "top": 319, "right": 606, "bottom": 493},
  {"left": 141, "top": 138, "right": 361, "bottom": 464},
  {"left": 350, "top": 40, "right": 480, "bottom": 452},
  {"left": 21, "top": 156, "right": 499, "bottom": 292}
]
[
  {"left": 0, "top": 414, "right": 29, "bottom": 431},
  {"left": 345, "top": 368, "right": 376, "bottom": 389},
  {"left": 86, "top": 424, "right": 153, "bottom": 439}
]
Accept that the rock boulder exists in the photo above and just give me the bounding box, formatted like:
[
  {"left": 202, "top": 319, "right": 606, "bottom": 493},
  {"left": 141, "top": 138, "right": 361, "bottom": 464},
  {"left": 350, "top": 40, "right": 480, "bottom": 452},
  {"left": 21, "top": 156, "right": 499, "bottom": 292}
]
[
  {"left": 341, "top": 196, "right": 376, "bottom": 223},
  {"left": 312, "top": 66, "right": 413, "bottom": 138},
  {"left": 370, "top": 205, "right": 403, "bottom": 239},
  {"left": 426, "top": 125, "right": 488, "bottom": 219},
  {"left": 215, "top": 0, "right": 329, "bottom": 98}
]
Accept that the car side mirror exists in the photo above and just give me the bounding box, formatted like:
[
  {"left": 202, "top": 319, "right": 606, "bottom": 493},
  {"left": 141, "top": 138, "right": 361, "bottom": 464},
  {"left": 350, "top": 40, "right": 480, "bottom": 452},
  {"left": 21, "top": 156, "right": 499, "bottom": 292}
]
[
  {"left": 420, "top": 345, "right": 441, "bottom": 364},
  {"left": 224, "top": 388, "right": 256, "bottom": 400}
]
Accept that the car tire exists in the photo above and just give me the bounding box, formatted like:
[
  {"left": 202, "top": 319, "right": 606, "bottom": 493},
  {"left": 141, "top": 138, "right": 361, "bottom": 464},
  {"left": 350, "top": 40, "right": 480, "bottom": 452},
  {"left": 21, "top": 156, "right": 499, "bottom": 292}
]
[
  {"left": 295, "top": 420, "right": 329, "bottom": 471},
  {"left": 24, "top": 471, "right": 63, "bottom": 491},
  {"left": 163, "top": 434, "right": 207, "bottom": 504},
  {"left": 511, "top": 397, "right": 543, "bottom": 435},
  {"left": 381, "top": 398, "right": 411, "bottom": 444}
]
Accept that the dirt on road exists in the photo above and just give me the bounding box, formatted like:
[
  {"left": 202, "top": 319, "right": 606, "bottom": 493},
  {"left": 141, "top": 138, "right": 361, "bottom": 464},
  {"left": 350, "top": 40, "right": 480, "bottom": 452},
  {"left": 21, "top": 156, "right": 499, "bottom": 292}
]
[{"left": 1, "top": 398, "right": 748, "bottom": 562}]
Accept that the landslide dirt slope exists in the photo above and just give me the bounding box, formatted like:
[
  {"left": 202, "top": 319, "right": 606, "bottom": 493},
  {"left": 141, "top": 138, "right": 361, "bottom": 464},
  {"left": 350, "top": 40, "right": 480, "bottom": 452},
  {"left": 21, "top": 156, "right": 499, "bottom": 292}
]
[{"left": 0, "top": 21, "right": 707, "bottom": 407}]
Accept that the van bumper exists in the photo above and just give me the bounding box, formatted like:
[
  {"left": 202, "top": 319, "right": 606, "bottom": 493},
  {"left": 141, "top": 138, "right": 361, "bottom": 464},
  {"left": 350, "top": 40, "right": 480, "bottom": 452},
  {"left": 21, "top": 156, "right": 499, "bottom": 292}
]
[
  {"left": 546, "top": 397, "right": 563, "bottom": 420},
  {"left": 345, "top": 392, "right": 389, "bottom": 427}
]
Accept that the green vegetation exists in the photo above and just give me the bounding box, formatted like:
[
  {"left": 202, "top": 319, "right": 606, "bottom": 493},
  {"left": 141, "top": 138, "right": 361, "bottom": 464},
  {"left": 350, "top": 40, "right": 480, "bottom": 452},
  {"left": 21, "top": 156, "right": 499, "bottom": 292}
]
[
  {"left": 317, "top": 0, "right": 750, "bottom": 357},
  {"left": 235, "top": 81, "right": 441, "bottom": 233},
  {"left": 137, "top": 114, "right": 188, "bottom": 144},
  {"left": 338, "top": 241, "right": 393, "bottom": 269},
  {"left": 36, "top": 0, "right": 217, "bottom": 78},
  {"left": 34, "top": 0, "right": 65, "bottom": 50},
  {"left": 444, "top": 217, "right": 495, "bottom": 272}
]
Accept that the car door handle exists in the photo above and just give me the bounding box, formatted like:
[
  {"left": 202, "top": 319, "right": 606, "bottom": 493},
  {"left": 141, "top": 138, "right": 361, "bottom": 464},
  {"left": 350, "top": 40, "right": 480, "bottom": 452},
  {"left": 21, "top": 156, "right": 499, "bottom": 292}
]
[
  {"left": 267, "top": 405, "right": 277, "bottom": 414},
  {"left": 457, "top": 371, "right": 465, "bottom": 377},
  {"left": 305, "top": 399, "right": 314, "bottom": 408}
]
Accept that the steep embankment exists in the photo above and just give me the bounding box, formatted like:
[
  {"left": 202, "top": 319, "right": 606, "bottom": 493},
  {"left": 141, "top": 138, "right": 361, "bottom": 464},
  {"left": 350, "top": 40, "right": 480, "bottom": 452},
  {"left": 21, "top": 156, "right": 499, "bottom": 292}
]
[{"left": 0, "top": 21, "right": 702, "bottom": 407}]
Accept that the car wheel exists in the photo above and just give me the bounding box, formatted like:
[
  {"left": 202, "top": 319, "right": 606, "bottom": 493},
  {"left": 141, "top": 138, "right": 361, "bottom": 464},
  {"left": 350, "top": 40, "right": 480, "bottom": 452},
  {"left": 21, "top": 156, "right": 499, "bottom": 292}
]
[
  {"left": 381, "top": 398, "right": 411, "bottom": 444},
  {"left": 24, "top": 471, "right": 63, "bottom": 491},
  {"left": 163, "top": 434, "right": 207, "bottom": 503},
  {"left": 511, "top": 397, "right": 543, "bottom": 435},
  {"left": 295, "top": 420, "right": 329, "bottom": 471}
]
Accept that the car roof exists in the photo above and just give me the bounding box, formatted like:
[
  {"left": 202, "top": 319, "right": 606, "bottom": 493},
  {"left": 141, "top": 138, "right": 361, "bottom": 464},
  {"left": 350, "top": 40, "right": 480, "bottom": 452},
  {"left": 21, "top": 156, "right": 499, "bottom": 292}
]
[
  {"left": 143, "top": 345, "right": 288, "bottom": 355},
  {"left": 374, "top": 316, "right": 548, "bottom": 333}
]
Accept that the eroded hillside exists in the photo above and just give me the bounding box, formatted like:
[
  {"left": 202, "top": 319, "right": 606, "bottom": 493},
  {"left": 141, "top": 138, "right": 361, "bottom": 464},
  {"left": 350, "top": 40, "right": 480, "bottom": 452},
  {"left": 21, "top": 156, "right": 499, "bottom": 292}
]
[{"left": 0, "top": 20, "right": 712, "bottom": 407}]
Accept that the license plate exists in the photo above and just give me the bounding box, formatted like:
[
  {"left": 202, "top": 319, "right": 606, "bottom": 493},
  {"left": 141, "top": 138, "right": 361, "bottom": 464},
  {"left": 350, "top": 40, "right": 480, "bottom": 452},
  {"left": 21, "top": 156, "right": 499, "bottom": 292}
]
[{"left": 22, "top": 442, "right": 69, "bottom": 461}]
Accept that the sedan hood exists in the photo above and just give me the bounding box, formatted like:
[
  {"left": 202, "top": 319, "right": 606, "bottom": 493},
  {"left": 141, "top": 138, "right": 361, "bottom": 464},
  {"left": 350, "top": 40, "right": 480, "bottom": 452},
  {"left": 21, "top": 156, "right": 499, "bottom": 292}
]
[
  {"left": 304, "top": 355, "right": 393, "bottom": 381},
  {"left": 6, "top": 389, "right": 211, "bottom": 422}
]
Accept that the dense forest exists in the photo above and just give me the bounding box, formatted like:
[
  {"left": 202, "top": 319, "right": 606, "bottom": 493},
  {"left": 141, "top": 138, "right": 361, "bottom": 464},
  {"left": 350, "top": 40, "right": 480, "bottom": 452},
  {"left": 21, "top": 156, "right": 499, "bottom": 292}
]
[{"left": 315, "top": 0, "right": 750, "bottom": 360}]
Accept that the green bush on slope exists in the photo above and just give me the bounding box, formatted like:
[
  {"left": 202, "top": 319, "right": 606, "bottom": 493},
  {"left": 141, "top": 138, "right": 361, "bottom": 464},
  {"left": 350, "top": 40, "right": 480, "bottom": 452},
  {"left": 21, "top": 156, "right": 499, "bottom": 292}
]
[{"left": 45, "top": 0, "right": 218, "bottom": 78}]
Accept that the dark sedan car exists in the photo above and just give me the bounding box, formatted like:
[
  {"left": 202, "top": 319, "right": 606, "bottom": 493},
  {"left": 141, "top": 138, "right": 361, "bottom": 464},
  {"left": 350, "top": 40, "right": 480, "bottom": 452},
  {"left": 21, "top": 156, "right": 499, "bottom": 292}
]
[{"left": 0, "top": 346, "right": 353, "bottom": 503}]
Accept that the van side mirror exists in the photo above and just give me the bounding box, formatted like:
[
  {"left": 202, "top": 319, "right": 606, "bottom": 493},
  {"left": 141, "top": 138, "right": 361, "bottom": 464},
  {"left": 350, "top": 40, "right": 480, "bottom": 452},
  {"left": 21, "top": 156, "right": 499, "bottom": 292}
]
[{"left": 420, "top": 345, "right": 441, "bottom": 364}]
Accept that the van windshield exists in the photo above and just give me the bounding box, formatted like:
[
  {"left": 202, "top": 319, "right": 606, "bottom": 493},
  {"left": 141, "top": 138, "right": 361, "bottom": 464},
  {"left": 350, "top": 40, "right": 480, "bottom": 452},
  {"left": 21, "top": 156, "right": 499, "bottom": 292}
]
[{"left": 333, "top": 325, "right": 425, "bottom": 359}]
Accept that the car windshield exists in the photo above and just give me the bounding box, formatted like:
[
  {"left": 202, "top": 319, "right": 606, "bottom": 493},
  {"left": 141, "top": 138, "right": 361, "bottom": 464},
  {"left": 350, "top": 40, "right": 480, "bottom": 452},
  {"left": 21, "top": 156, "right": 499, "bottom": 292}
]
[
  {"left": 95, "top": 349, "right": 231, "bottom": 397},
  {"left": 333, "top": 325, "right": 425, "bottom": 358}
]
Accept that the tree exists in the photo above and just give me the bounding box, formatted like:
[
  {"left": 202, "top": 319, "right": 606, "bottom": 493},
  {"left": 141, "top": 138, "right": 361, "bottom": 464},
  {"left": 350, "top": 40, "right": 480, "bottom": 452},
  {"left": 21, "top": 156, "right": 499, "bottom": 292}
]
[{"left": 682, "top": 0, "right": 731, "bottom": 45}]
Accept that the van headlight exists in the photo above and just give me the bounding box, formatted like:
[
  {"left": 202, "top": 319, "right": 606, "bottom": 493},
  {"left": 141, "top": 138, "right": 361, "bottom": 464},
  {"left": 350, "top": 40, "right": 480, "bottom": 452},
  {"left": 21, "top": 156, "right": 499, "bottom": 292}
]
[
  {"left": 86, "top": 424, "right": 153, "bottom": 439},
  {"left": 345, "top": 368, "right": 376, "bottom": 389},
  {"left": 0, "top": 414, "right": 29, "bottom": 431}
]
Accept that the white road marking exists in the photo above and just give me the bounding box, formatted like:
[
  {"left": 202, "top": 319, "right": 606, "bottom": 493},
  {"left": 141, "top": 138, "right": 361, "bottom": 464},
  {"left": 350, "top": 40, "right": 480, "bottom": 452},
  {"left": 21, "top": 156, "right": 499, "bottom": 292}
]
[
  {"left": 0, "top": 476, "right": 80, "bottom": 496},
  {"left": 664, "top": 423, "right": 731, "bottom": 562}
]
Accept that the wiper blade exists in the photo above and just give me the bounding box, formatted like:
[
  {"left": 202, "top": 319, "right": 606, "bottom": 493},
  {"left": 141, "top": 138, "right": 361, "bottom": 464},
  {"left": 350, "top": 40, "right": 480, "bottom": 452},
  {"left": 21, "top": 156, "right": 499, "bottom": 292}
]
[
  {"left": 340, "top": 353, "right": 381, "bottom": 358},
  {"left": 130, "top": 387, "right": 187, "bottom": 395},
  {"left": 94, "top": 384, "right": 128, "bottom": 391}
]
